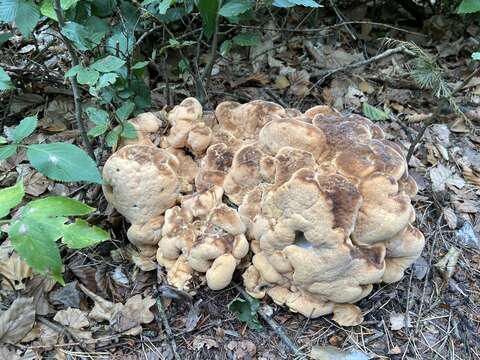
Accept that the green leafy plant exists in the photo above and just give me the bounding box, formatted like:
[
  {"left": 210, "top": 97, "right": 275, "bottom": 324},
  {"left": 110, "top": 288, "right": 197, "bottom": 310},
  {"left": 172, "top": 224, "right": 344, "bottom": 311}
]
[
  {"left": 228, "top": 295, "right": 263, "bottom": 330},
  {"left": 362, "top": 102, "right": 390, "bottom": 121},
  {"left": 0, "top": 115, "right": 102, "bottom": 183},
  {"left": 457, "top": 0, "right": 480, "bottom": 13},
  {"left": 0, "top": 66, "right": 14, "bottom": 91},
  {"left": 0, "top": 181, "right": 109, "bottom": 284}
]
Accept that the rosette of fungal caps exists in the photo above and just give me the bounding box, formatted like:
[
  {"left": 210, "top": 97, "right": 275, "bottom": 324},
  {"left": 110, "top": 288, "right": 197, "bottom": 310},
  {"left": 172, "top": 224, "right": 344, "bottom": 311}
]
[{"left": 103, "top": 98, "right": 424, "bottom": 326}]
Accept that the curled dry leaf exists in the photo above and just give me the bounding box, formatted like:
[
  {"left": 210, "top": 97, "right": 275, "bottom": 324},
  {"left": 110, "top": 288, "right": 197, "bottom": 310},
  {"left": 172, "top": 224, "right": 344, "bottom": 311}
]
[
  {"left": 310, "top": 345, "right": 371, "bottom": 360},
  {"left": 49, "top": 281, "right": 82, "bottom": 308},
  {"left": 390, "top": 312, "right": 410, "bottom": 330},
  {"left": 332, "top": 304, "right": 363, "bottom": 327},
  {"left": 443, "top": 207, "right": 458, "bottom": 229},
  {"left": 53, "top": 308, "right": 90, "bottom": 329},
  {"left": 227, "top": 340, "right": 257, "bottom": 359},
  {"left": 0, "top": 252, "right": 32, "bottom": 290},
  {"left": 192, "top": 335, "right": 219, "bottom": 350},
  {"left": 0, "top": 297, "right": 35, "bottom": 344},
  {"left": 112, "top": 295, "right": 156, "bottom": 332},
  {"left": 79, "top": 283, "right": 122, "bottom": 322},
  {"left": 435, "top": 247, "right": 461, "bottom": 280}
]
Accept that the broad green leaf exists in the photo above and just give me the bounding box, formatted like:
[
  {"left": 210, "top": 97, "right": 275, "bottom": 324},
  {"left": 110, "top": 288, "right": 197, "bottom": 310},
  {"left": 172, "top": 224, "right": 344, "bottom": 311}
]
[
  {"left": 0, "top": 136, "right": 7, "bottom": 144},
  {"left": 106, "top": 128, "right": 121, "bottom": 148},
  {"left": 121, "top": 122, "right": 137, "bottom": 139},
  {"left": 228, "top": 296, "right": 263, "bottom": 330},
  {"left": 97, "top": 73, "right": 118, "bottom": 89},
  {"left": 198, "top": 0, "right": 219, "bottom": 38},
  {"left": 116, "top": 102, "right": 135, "bottom": 121},
  {"left": 0, "top": 144, "right": 18, "bottom": 160},
  {"left": 273, "top": 0, "right": 321, "bottom": 7},
  {"left": 85, "top": 107, "right": 109, "bottom": 125},
  {"left": 39, "top": 0, "right": 78, "bottom": 20},
  {"left": 0, "top": 181, "right": 24, "bottom": 218},
  {"left": 0, "top": 32, "right": 13, "bottom": 45},
  {"left": 9, "top": 216, "right": 64, "bottom": 283},
  {"left": 156, "top": 0, "right": 174, "bottom": 14},
  {"left": 131, "top": 61, "right": 149, "bottom": 70},
  {"left": 83, "top": 16, "right": 109, "bottom": 45},
  {"left": 91, "top": 56, "right": 126, "bottom": 73},
  {"left": 457, "top": 0, "right": 480, "bottom": 13},
  {"left": 65, "top": 64, "right": 81, "bottom": 78},
  {"left": 107, "top": 26, "right": 135, "bottom": 58},
  {"left": 88, "top": 124, "right": 109, "bottom": 137},
  {"left": 362, "top": 102, "right": 389, "bottom": 121},
  {"left": 0, "top": 67, "right": 14, "bottom": 91},
  {"left": 62, "top": 219, "right": 109, "bottom": 249},
  {"left": 472, "top": 52, "right": 480, "bottom": 60},
  {"left": 0, "top": 0, "right": 17, "bottom": 22},
  {"left": 11, "top": 115, "right": 37, "bottom": 143},
  {"left": 91, "top": 0, "right": 116, "bottom": 16},
  {"left": 219, "top": 0, "right": 252, "bottom": 17},
  {"left": 220, "top": 40, "right": 232, "bottom": 56},
  {"left": 15, "top": 0, "right": 40, "bottom": 37},
  {"left": 233, "top": 32, "right": 259, "bottom": 46},
  {"left": 23, "top": 196, "right": 94, "bottom": 217},
  {"left": 27, "top": 143, "right": 102, "bottom": 184},
  {"left": 77, "top": 67, "right": 99, "bottom": 86},
  {"left": 61, "top": 21, "right": 95, "bottom": 51}
]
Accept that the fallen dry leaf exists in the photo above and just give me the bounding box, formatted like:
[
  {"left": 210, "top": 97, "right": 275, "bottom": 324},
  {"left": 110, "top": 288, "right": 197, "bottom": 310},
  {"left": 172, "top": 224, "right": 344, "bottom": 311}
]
[
  {"left": 435, "top": 247, "right": 461, "bottom": 280},
  {"left": 332, "top": 304, "right": 363, "bottom": 326},
  {"left": 443, "top": 207, "right": 458, "bottom": 229},
  {"left": 0, "top": 297, "right": 35, "bottom": 344},
  {"left": 430, "top": 163, "right": 465, "bottom": 192},
  {"left": 79, "top": 283, "right": 123, "bottom": 322},
  {"left": 22, "top": 275, "right": 55, "bottom": 315},
  {"left": 310, "top": 345, "right": 370, "bottom": 360},
  {"left": 227, "top": 340, "right": 257, "bottom": 359},
  {"left": 131, "top": 253, "right": 157, "bottom": 272},
  {"left": 54, "top": 308, "right": 89, "bottom": 329},
  {"left": 0, "top": 252, "right": 32, "bottom": 290},
  {"left": 390, "top": 312, "right": 410, "bottom": 330},
  {"left": 112, "top": 295, "right": 156, "bottom": 332},
  {"left": 0, "top": 347, "right": 20, "bottom": 360},
  {"left": 192, "top": 335, "right": 219, "bottom": 350},
  {"left": 49, "top": 281, "right": 82, "bottom": 308}
]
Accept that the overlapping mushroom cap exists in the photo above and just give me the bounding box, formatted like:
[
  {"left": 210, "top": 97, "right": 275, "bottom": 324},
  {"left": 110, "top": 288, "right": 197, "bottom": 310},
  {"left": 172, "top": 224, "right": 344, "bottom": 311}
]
[{"left": 102, "top": 97, "right": 424, "bottom": 324}]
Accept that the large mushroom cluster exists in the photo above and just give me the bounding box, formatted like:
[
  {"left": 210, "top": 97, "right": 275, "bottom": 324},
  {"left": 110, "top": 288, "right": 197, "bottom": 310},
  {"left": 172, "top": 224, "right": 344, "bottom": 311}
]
[{"left": 103, "top": 98, "right": 424, "bottom": 325}]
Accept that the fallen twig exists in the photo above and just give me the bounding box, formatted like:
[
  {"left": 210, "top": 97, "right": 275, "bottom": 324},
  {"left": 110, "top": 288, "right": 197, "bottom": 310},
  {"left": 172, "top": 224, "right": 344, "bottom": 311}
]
[
  {"left": 155, "top": 296, "right": 181, "bottom": 360},
  {"left": 53, "top": 0, "right": 95, "bottom": 160},
  {"left": 236, "top": 286, "right": 307, "bottom": 358}
]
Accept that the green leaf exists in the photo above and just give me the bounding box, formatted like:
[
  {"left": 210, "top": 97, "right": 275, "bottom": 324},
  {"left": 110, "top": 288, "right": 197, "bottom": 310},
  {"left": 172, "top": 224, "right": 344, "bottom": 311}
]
[
  {"left": 472, "top": 52, "right": 480, "bottom": 60},
  {"left": 0, "top": 144, "right": 18, "bottom": 160},
  {"left": 88, "top": 124, "right": 109, "bottom": 137},
  {"left": 11, "top": 115, "right": 37, "bottom": 143},
  {"left": 83, "top": 16, "right": 109, "bottom": 45},
  {"left": 91, "top": 56, "right": 126, "bottom": 73},
  {"left": 24, "top": 196, "right": 94, "bottom": 217},
  {"left": 228, "top": 296, "right": 263, "bottom": 330},
  {"left": 39, "top": 0, "right": 78, "bottom": 20},
  {"left": 61, "top": 21, "right": 95, "bottom": 51},
  {"left": 0, "top": 181, "right": 24, "bottom": 218},
  {"left": 77, "top": 67, "right": 99, "bottom": 86},
  {"left": 362, "top": 102, "right": 389, "bottom": 121},
  {"left": 0, "top": 66, "right": 14, "bottom": 91},
  {"left": 233, "top": 32, "right": 259, "bottom": 46},
  {"left": 198, "top": 0, "right": 219, "bottom": 38},
  {"left": 106, "top": 128, "right": 120, "bottom": 148},
  {"left": 457, "top": 0, "right": 480, "bottom": 13},
  {"left": 107, "top": 26, "right": 135, "bottom": 58},
  {"left": 156, "top": 0, "right": 174, "bottom": 14},
  {"left": 62, "top": 219, "right": 109, "bottom": 249},
  {"left": 85, "top": 107, "right": 109, "bottom": 126},
  {"left": 13, "top": 0, "right": 41, "bottom": 37},
  {"left": 97, "top": 73, "right": 118, "bottom": 89},
  {"left": 0, "top": 136, "right": 6, "bottom": 144},
  {"left": 116, "top": 102, "right": 135, "bottom": 121},
  {"left": 9, "top": 216, "right": 64, "bottom": 283},
  {"left": 220, "top": 40, "right": 232, "bottom": 56},
  {"left": 0, "top": 32, "right": 13, "bottom": 45},
  {"left": 273, "top": 0, "right": 321, "bottom": 7},
  {"left": 0, "top": 0, "right": 17, "bottom": 22},
  {"left": 131, "top": 61, "right": 149, "bottom": 70},
  {"left": 219, "top": 0, "right": 252, "bottom": 17},
  {"left": 26, "top": 143, "right": 102, "bottom": 184},
  {"left": 121, "top": 122, "right": 137, "bottom": 139},
  {"left": 65, "top": 64, "right": 82, "bottom": 78}
]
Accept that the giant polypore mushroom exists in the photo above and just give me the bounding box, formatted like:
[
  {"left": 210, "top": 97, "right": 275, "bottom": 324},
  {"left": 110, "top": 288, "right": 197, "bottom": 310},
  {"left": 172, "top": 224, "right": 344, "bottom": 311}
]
[{"left": 102, "top": 97, "right": 424, "bottom": 325}]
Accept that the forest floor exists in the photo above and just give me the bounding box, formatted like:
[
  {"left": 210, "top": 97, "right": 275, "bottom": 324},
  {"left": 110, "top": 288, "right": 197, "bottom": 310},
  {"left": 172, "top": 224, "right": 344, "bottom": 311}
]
[{"left": 1, "top": 2, "right": 479, "bottom": 360}]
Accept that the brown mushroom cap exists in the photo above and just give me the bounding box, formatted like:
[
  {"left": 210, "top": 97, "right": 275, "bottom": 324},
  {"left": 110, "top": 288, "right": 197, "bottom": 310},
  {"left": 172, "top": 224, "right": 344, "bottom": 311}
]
[{"left": 102, "top": 99, "right": 423, "bottom": 323}]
